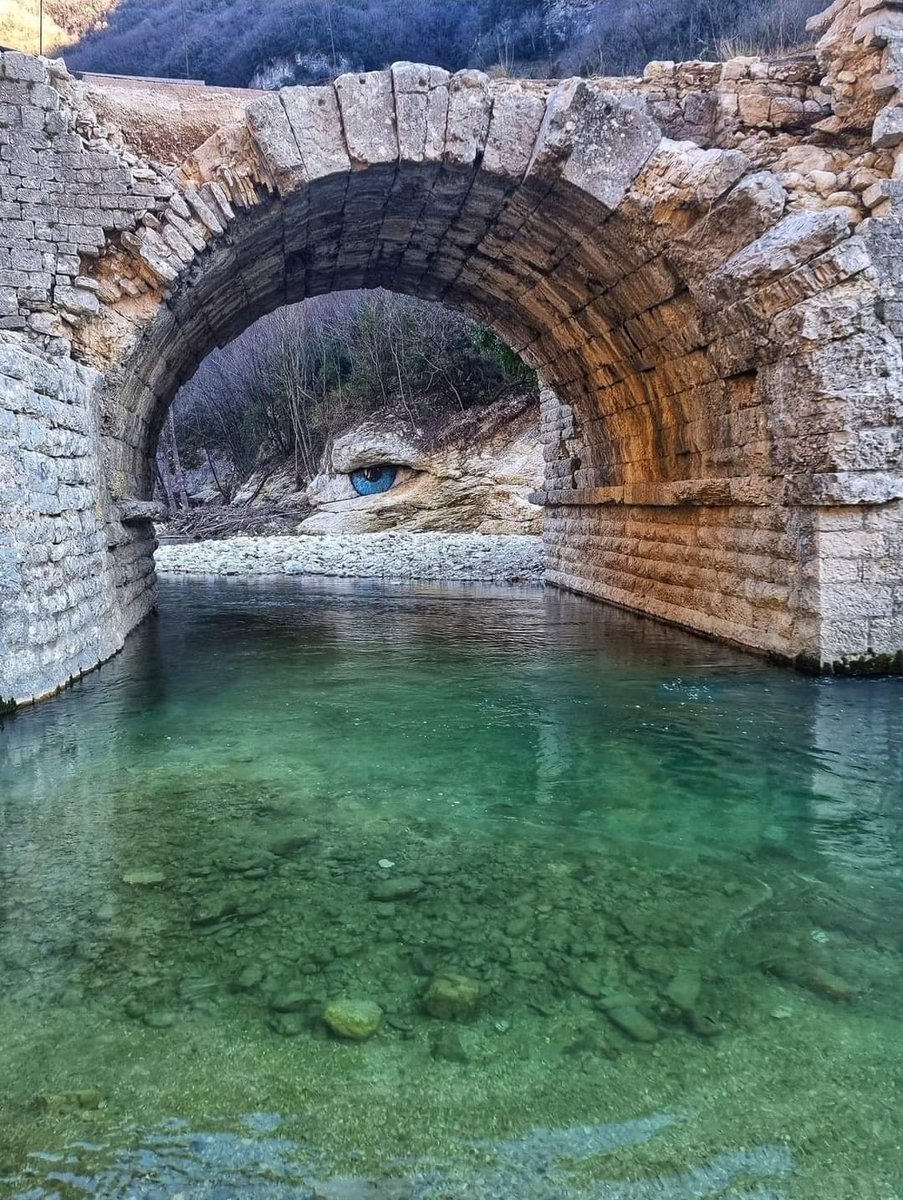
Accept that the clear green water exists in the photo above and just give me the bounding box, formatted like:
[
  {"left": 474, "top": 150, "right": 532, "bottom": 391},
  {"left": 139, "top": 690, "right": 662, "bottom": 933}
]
[{"left": 1, "top": 577, "right": 901, "bottom": 1199}]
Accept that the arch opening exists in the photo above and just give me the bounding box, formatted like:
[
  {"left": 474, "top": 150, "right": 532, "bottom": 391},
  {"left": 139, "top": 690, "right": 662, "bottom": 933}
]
[{"left": 156, "top": 286, "right": 545, "bottom": 539}]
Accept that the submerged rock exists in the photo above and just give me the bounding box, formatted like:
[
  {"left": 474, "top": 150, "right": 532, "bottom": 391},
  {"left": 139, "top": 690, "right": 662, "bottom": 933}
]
[
  {"left": 597, "top": 994, "right": 660, "bottom": 1043},
  {"left": 370, "top": 876, "right": 423, "bottom": 901},
  {"left": 430, "top": 1027, "right": 470, "bottom": 1063},
  {"left": 323, "top": 998, "right": 382, "bottom": 1040},
  {"left": 33, "top": 1090, "right": 102, "bottom": 1114},
  {"left": 267, "top": 828, "right": 318, "bottom": 857},
  {"left": 191, "top": 894, "right": 241, "bottom": 925},
  {"left": 142, "top": 1010, "right": 177, "bottom": 1029},
  {"left": 766, "top": 958, "right": 857, "bottom": 1003},
  {"left": 121, "top": 867, "right": 166, "bottom": 885},
  {"left": 234, "top": 963, "right": 265, "bottom": 991},
  {"left": 269, "top": 1011, "right": 305, "bottom": 1037},
  {"left": 563, "top": 1028, "right": 610, "bottom": 1058},
  {"left": 686, "top": 1010, "right": 723, "bottom": 1038},
  {"left": 567, "top": 962, "right": 605, "bottom": 999},
  {"left": 423, "top": 971, "right": 481, "bottom": 1021},
  {"left": 269, "top": 989, "right": 309, "bottom": 1013},
  {"left": 664, "top": 969, "right": 701, "bottom": 1013}
]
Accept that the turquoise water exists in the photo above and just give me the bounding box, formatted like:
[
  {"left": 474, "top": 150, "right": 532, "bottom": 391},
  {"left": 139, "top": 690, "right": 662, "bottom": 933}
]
[{"left": 0, "top": 577, "right": 901, "bottom": 1199}]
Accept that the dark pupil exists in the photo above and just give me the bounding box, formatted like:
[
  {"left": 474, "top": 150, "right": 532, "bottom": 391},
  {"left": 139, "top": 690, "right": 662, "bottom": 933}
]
[{"left": 361, "top": 467, "right": 383, "bottom": 482}]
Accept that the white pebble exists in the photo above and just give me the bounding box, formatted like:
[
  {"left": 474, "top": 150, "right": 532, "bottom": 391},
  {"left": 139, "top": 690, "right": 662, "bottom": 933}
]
[{"left": 155, "top": 531, "right": 544, "bottom": 583}]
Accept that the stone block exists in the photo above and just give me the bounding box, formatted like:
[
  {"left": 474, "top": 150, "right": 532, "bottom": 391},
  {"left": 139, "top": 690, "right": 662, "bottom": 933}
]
[
  {"left": 445, "top": 69, "right": 491, "bottom": 169},
  {"left": 281, "top": 84, "right": 350, "bottom": 182},
  {"left": 246, "top": 91, "right": 307, "bottom": 192},
  {"left": 529, "top": 80, "right": 659, "bottom": 212},
  {"left": 54, "top": 284, "right": 101, "bottom": 319},
  {"left": 335, "top": 69, "right": 398, "bottom": 166},
  {"left": 1, "top": 52, "right": 47, "bottom": 83},
  {"left": 392, "top": 62, "right": 449, "bottom": 163},
  {"left": 483, "top": 82, "right": 546, "bottom": 179},
  {"left": 872, "top": 103, "right": 903, "bottom": 146}
]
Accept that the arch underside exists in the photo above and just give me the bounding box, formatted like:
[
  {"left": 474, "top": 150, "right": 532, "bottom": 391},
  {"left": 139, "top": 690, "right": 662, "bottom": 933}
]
[{"left": 114, "top": 148, "right": 775, "bottom": 505}]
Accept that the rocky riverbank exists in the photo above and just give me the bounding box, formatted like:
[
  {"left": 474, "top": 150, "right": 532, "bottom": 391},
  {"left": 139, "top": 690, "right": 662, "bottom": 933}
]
[{"left": 155, "top": 531, "right": 544, "bottom": 582}]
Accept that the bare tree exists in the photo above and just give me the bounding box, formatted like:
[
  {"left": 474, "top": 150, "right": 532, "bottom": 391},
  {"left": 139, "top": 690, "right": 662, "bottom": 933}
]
[{"left": 160, "top": 289, "right": 537, "bottom": 503}]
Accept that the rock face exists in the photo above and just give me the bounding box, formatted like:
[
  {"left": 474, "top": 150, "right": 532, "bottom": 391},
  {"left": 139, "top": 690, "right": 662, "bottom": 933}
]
[
  {"left": 300, "top": 394, "right": 543, "bottom": 535},
  {"left": 423, "top": 972, "right": 482, "bottom": 1021},
  {"left": 5, "top": 2, "right": 903, "bottom": 704}
]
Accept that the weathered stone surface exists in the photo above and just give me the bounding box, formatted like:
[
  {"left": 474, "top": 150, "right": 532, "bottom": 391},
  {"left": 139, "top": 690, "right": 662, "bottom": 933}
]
[
  {"left": 117, "top": 499, "right": 169, "bottom": 523},
  {"left": 444, "top": 69, "right": 492, "bottom": 168},
  {"left": 872, "top": 102, "right": 903, "bottom": 146},
  {"left": 529, "top": 80, "right": 660, "bottom": 211},
  {"left": 281, "top": 84, "right": 350, "bottom": 180},
  {"left": 300, "top": 395, "right": 542, "bottom": 535},
  {"left": 391, "top": 62, "right": 450, "bottom": 163},
  {"left": 483, "top": 82, "right": 547, "bottom": 178},
  {"left": 335, "top": 70, "right": 398, "bottom": 165},
  {"left": 246, "top": 91, "right": 306, "bottom": 191}
]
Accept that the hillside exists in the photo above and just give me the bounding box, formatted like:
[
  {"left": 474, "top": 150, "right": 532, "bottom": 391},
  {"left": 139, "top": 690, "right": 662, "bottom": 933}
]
[
  {"left": 0, "top": 0, "right": 68, "bottom": 53},
  {"left": 4, "top": 0, "right": 823, "bottom": 87}
]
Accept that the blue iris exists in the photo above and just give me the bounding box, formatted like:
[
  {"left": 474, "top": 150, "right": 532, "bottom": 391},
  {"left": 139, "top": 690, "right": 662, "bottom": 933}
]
[{"left": 349, "top": 465, "right": 398, "bottom": 496}]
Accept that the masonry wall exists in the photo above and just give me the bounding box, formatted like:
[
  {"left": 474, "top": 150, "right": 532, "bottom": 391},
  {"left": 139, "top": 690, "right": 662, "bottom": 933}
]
[
  {"left": 0, "top": 340, "right": 155, "bottom": 705},
  {"left": 0, "top": 51, "right": 163, "bottom": 705},
  {"left": 539, "top": 385, "right": 903, "bottom": 670},
  {"left": 814, "top": 502, "right": 903, "bottom": 669}
]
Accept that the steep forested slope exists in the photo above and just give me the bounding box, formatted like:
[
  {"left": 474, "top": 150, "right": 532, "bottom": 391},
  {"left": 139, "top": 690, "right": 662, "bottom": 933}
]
[{"left": 4, "top": 0, "right": 822, "bottom": 87}]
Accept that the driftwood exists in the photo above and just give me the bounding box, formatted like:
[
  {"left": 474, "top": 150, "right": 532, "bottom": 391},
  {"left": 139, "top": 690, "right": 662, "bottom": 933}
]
[{"left": 158, "top": 503, "right": 311, "bottom": 542}]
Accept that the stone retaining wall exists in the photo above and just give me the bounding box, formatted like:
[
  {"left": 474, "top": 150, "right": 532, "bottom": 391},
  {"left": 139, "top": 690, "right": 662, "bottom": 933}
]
[{"left": 0, "top": 340, "right": 154, "bottom": 705}]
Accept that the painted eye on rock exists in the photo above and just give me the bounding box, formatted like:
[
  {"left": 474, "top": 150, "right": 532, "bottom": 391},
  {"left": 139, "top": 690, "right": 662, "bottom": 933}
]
[{"left": 349, "top": 465, "right": 398, "bottom": 496}]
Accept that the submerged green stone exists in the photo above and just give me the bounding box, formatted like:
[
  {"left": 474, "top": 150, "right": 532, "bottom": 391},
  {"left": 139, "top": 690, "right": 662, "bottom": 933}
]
[
  {"left": 323, "top": 999, "right": 382, "bottom": 1040},
  {"left": 423, "top": 972, "right": 481, "bottom": 1021}
]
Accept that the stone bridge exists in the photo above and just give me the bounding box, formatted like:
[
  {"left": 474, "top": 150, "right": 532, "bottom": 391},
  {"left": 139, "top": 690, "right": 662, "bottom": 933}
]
[{"left": 4, "top": 0, "right": 903, "bottom": 706}]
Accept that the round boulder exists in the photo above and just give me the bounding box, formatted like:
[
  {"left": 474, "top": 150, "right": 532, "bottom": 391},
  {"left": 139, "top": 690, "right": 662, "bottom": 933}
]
[
  {"left": 423, "top": 971, "right": 481, "bottom": 1021},
  {"left": 323, "top": 998, "right": 383, "bottom": 1040}
]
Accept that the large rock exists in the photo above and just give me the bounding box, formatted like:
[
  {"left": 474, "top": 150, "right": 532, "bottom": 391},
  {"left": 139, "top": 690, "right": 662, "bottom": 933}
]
[
  {"left": 323, "top": 998, "right": 383, "bottom": 1040},
  {"left": 423, "top": 971, "right": 482, "bottom": 1021},
  {"left": 300, "top": 393, "right": 542, "bottom": 535}
]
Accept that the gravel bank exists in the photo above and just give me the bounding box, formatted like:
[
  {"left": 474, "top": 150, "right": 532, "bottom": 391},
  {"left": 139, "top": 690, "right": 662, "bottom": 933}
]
[{"left": 155, "top": 531, "right": 544, "bottom": 582}]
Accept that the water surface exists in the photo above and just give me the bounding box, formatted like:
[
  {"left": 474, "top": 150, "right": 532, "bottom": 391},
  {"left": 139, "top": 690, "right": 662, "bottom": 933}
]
[{"left": 1, "top": 578, "right": 901, "bottom": 1199}]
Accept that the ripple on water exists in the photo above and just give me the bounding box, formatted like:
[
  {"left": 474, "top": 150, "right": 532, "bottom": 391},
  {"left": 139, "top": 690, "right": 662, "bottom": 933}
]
[{"left": 9, "top": 1115, "right": 795, "bottom": 1199}]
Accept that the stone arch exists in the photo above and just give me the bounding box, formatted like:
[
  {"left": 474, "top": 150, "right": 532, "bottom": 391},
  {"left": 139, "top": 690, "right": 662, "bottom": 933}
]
[
  {"left": 94, "top": 68, "right": 684, "bottom": 497},
  {"left": 88, "top": 66, "right": 890, "bottom": 662},
  {"left": 4, "top": 12, "right": 903, "bottom": 705}
]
